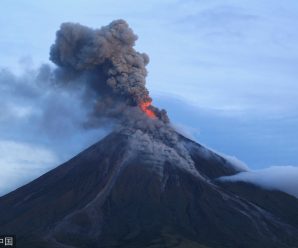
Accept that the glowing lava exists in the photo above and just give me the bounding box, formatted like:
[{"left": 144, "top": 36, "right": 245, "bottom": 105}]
[{"left": 140, "top": 101, "right": 156, "bottom": 119}]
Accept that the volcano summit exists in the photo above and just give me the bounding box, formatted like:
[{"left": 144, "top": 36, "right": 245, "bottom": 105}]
[{"left": 0, "top": 20, "right": 298, "bottom": 248}]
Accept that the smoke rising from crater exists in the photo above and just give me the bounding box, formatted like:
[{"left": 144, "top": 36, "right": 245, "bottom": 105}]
[
  {"left": 49, "top": 19, "right": 169, "bottom": 124},
  {"left": 0, "top": 20, "right": 174, "bottom": 196}
]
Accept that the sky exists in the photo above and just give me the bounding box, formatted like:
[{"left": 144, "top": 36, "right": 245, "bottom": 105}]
[{"left": 1, "top": 0, "right": 298, "bottom": 196}]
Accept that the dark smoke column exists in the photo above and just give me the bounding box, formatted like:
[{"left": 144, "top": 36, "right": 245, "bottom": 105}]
[{"left": 50, "top": 19, "right": 169, "bottom": 123}]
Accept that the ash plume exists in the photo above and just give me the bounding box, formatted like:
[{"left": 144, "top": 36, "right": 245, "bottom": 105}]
[{"left": 49, "top": 19, "right": 169, "bottom": 125}]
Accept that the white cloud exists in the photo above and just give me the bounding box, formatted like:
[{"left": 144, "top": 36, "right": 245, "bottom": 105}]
[
  {"left": 0, "top": 140, "right": 59, "bottom": 196},
  {"left": 219, "top": 154, "right": 249, "bottom": 171},
  {"left": 6, "top": 103, "right": 33, "bottom": 119},
  {"left": 189, "top": 140, "right": 249, "bottom": 172},
  {"left": 219, "top": 166, "right": 298, "bottom": 198}
]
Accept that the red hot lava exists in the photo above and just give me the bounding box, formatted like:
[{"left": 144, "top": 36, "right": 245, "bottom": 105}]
[{"left": 140, "top": 101, "right": 156, "bottom": 119}]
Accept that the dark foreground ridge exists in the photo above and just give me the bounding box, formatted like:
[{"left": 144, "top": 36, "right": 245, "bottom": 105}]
[{"left": 0, "top": 127, "right": 298, "bottom": 248}]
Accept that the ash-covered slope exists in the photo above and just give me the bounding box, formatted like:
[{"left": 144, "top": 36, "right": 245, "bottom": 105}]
[{"left": 0, "top": 126, "right": 298, "bottom": 248}]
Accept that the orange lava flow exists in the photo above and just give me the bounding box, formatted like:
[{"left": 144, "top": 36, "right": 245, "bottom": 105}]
[{"left": 140, "top": 101, "right": 156, "bottom": 119}]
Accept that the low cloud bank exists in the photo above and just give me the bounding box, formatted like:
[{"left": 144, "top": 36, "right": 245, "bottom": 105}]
[
  {"left": 0, "top": 140, "right": 58, "bottom": 195},
  {"left": 220, "top": 166, "right": 298, "bottom": 198},
  {"left": 217, "top": 153, "right": 249, "bottom": 171}
]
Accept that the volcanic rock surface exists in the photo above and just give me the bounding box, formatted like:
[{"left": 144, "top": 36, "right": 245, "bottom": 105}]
[{"left": 0, "top": 126, "right": 298, "bottom": 248}]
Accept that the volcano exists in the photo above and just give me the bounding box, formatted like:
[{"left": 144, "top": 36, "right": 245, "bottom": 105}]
[
  {"left": 0, "top": 126, "right": 298, "bottom": 248},
  {"left": 1, "top": 19, "right": 298, "bottom": 248}
]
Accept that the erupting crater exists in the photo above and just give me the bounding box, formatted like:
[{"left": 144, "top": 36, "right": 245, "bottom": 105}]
[{"left": 140, "top": 101, "right": 156, "bottom": 119}]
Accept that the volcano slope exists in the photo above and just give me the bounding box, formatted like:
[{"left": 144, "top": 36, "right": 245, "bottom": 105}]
[{"left": 0, "top": 125, "right": 298, "bottom": 248}]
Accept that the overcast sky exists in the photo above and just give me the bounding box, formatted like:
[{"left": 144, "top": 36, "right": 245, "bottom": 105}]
[{"left": 1, "top": 0, "right": 298, "bottom": 195}]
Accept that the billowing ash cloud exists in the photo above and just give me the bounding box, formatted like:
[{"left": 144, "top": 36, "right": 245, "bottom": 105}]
[
  {"left": 0, "top": 20, "right": 173, "bottom": 195},
  {"left": 49, "top": 19, "right": 169, "bottom": 124}
]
